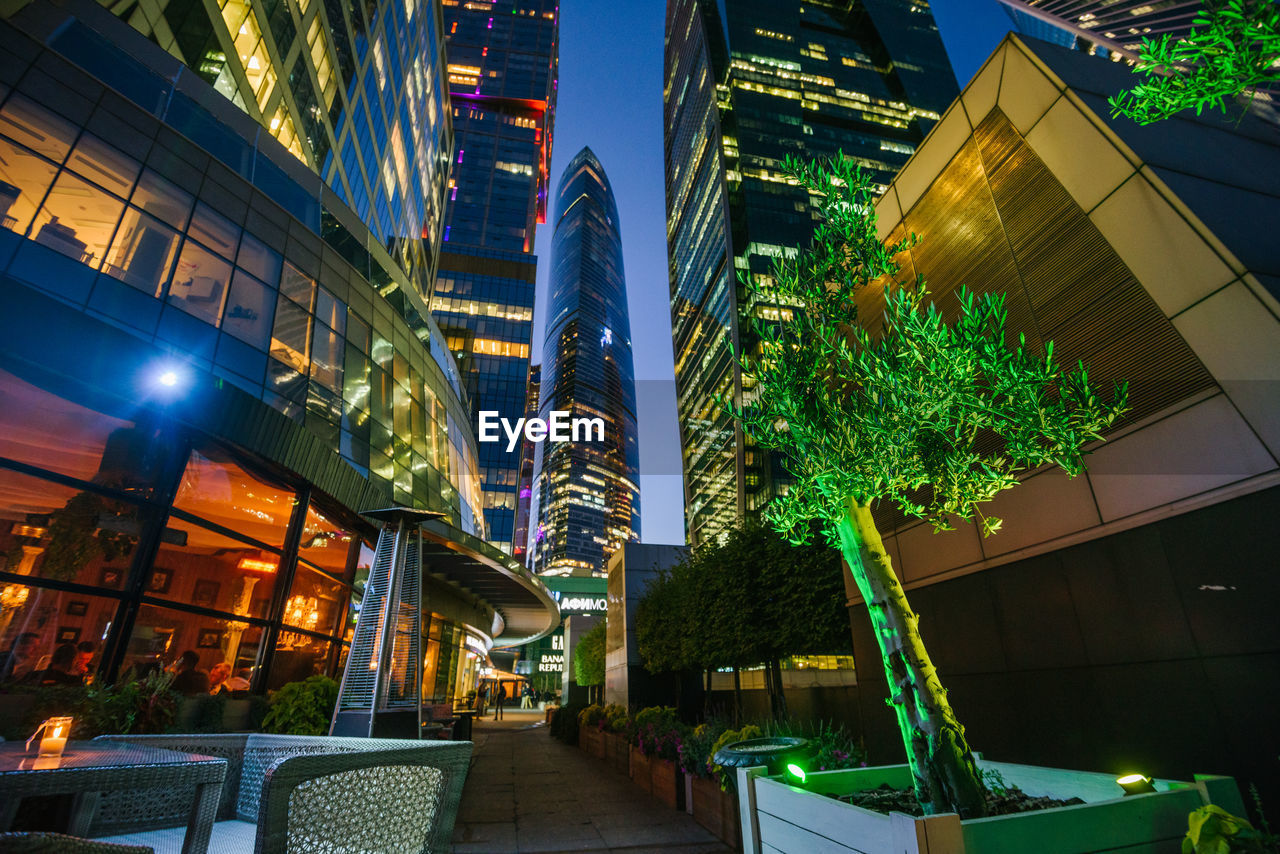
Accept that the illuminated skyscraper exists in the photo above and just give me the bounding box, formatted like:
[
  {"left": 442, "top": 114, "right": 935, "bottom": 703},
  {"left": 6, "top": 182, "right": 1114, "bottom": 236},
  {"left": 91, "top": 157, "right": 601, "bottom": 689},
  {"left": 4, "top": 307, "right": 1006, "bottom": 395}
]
[
  {"left": 430, "top": 0, "right": 559, "bottom": 554},
  {"left": 664, "top": 0, "right": 959, "bottom": 547},
  {"left": 512, "top": 362, "right": 540, "bottom": 565},
  {"left": 531, "top": 147, "right": 640, "bottom": 576}
]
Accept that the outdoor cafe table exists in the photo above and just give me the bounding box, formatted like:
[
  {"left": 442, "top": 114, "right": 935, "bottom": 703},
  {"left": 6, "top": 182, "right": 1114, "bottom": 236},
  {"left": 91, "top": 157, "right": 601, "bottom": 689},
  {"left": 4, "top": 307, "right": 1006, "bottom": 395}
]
[{"left": 0, "top": 740, "right": 226, "bottom": 854}]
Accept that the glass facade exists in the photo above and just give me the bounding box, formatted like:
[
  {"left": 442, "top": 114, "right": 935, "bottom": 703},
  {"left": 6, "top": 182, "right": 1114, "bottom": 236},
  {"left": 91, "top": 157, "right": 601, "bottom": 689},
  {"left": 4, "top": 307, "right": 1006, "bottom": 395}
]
[
  {"left": 429, "top": 0, "right": 559, "bottom": 553},
  {"left": 663, "top": 0, "right": 960, "bottom": 546},
  {"left": 102, "top": 0, "right": 454, "bottom": 295},
  {"left": 531, "top": 148, "right": 640, "bottom": 577}
]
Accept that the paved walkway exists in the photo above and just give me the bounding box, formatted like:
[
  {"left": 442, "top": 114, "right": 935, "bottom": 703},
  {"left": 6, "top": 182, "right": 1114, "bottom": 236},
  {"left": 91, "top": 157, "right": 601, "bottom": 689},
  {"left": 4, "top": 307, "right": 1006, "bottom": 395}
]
[{"left": 452, "top": 708, "right": 733, "bottom": 854}]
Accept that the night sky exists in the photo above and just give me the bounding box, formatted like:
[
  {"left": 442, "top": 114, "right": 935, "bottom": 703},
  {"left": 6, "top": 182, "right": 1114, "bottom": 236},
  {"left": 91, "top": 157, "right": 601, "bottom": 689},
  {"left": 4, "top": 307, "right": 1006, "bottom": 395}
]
[{"left": 530, "top": 0, "right": 1015, "bottom": 547}]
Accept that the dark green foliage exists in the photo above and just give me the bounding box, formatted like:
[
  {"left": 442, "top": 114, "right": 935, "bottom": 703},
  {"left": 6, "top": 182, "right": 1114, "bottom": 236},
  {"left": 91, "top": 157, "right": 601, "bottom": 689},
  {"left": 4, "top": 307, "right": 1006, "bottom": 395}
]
[
  {"left": 260, "top": 675, "right": 339, "bottom": 735},
  {"left": 573, "top": 620, "right": 607, "bottom": 688},
  {"left": 549, "top": 702, "right": 586, "bottom": 744},
  {"left": 635, "top": 520, "right": 848, "bottom": 674},
  {"left": 41, "top": 492, "right": 138, "bottom": 582},
  {"left": 1183, "top": 803, "right": 1280, "bottom": 853},
  {"left": 1110, "top": 0, "right": 1280, "bottom": 124},
  {"left": 765, "top": 718, "right": 866, "bottom": 772},
  {"left": 0, "top": 670, "right": 181, "bottom": 739},
  {"left": 632, "top": 706, "right": 683, "bottom": 759}
]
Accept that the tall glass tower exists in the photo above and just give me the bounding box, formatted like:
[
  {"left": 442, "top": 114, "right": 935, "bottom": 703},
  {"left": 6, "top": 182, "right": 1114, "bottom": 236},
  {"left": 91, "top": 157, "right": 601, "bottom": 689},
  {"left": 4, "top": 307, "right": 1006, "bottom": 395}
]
[
  {"left": 664, "top": 0, "right": 959, "bottom": 547},
  {"left": 430, "top": 0, "right": 559, "bottom": 554},
  {"left": 531, "top": 148, "right": 640, "bottom": 576}
]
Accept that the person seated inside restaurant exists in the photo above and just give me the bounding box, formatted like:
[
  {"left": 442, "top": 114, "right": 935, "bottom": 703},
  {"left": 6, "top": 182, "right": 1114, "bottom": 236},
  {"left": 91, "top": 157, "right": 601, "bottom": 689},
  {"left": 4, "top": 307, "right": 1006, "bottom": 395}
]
[
  {"left": 171, "top": 649, "right": 210, "bottom": 695},
  {"left": 0, "top": 631, "right": 40, "bottom": 683},
  {"left": 72, "top": 640, "right": 97, "bottom": 682},
  {"left": 225, "top": 667, "right": 252, "bottom": 693},
  {"left": 24, "top": 642, "right": 82, "bottom": 686},
  {"left": 208, "top": 661, "right": 231, "bottom": 694}
]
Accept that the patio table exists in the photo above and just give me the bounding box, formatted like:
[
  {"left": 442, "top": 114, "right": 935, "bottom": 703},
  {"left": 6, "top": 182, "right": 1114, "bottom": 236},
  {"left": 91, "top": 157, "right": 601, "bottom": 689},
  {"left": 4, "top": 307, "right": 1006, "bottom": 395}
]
[{"left": 0, "top": 740, "right": 226, "bottom": 854}]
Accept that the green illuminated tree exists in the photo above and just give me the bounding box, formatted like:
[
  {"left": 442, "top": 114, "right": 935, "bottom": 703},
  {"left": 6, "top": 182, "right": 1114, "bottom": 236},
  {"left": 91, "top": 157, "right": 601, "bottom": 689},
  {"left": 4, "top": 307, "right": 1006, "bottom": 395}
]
[
  {"left": 574, "top": 618, "right": 607, "bottom": 704},
  {"left": 1109, "top": 0, "right": 1280, "bottom": 124},
  {"left": 726, "top": 154, "right": 1128, "bottom": 817}
]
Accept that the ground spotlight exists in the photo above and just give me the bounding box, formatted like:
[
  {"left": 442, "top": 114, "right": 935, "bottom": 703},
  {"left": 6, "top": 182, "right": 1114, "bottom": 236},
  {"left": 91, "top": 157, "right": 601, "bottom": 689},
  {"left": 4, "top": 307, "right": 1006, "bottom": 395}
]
[
  {"left": 1116, "top": 773, "right": 1156, "bottom": 795},
  {"left": 786, "top": 763, "right": 807, "bottom": 785}
]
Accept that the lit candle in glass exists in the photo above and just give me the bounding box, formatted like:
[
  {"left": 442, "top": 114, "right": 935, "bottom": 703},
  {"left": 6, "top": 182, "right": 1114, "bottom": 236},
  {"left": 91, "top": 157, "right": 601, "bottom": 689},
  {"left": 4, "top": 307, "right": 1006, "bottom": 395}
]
[{"left": 34, "top": 716, "right": 73, "bottom": 757}]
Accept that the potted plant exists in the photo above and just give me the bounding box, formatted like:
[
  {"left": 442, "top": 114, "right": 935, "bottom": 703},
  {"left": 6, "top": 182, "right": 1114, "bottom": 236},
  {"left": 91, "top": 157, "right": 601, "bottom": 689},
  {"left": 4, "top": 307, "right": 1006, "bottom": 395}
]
[
  {"left": 723, "top": 153, "right": 1245, "bottom": 852},
  {"left": 602, "top": 703, "right": 631, "bottom": 774},
  {"left": 577, "top": 704, "right": 606, "bottom": 759},
  {"left": 685, "top": 724, "right": 759, "bottom": 847},
  {"left": 633, "top": 707, "right": 686, "bottom": 810}
]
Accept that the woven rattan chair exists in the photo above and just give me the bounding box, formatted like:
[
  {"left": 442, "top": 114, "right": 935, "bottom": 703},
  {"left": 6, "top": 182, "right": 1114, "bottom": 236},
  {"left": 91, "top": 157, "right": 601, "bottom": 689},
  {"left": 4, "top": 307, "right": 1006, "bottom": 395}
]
[
  {"left": 0, "top": 832, "right": 152, "bottom": 853},
  {"left": 88, "top": 734, "right": 472, "bottom": 854}
]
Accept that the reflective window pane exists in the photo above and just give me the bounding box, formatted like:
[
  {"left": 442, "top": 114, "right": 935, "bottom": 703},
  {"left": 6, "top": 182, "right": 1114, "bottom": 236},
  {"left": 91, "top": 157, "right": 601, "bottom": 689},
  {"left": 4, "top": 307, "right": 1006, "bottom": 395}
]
[
  {"left": 149, "top": 516, "right": 281, "bottom": 614},
  {"left": 122, "top": 603, "right": 264, "bottom": 691},
  {"left": 309, "top": 323, "right": 342, "bottom": 393},
  {"left": 172, "top": 444, "right": 297, "bottom": 548},
  {"left": 270, "top": 294, "right": 311, "bottom": 372},
  {"left": 188, "top": 202, "right": 238, "bottom": 259},
  {"left": 279, "top": 260, "right": 315, "bottom": 310},
  {"left": 236, "top": 232, "right": 281, "bottom": 285},
  {"left": 31, "top": 172, "right": 125, "bottom": 268},
  {"left": 66, "top": 133, "right": 140, "bottom": 199},
  {"left": 268, "top": 631, "right": 331, "bottom": 690},
  {"left": 0, "top": 367, "right": 162, "bottom": 492},
  {"left": 223, "top": 270, "right": 275, "bottom": 349},
  {"left": 297, "top": 503, "right": 354, "bottom": 576},
  {"left": 0, "top": 94, "right": 76, "bottom": 163},
  {"left": 0, "top": 137, "right": 57, "bottom": 234},
  {"left": 282, "top": 563, "right": 345, "bottom": 637},
  {"left": 104, "top": 206, "right": 180, "bottom": 295},
  {"left": 315, "top": 287, "right": 345, "bottom": 334},
  {"left": 0, "top": 585, "right": 118, "bottom": 685},
  {"left": 131, "top": 169, "right": 193, "bottom": 230},
  {"left": 169, "top": 238, "right": 232, "bottom": 324},
  {"left": 0, "top": 468, "right": 143, "bottom": 587}
]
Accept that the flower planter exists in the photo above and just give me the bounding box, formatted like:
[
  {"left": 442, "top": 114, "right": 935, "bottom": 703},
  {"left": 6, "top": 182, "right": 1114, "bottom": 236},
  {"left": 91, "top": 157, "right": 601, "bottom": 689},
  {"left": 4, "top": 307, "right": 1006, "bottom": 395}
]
[
  {"left": 630, "top": 746, "right": 653, "bottom": 794},
  {"left": 651, "top": 757, "right": 684, "bottom": 811},
  {"left": 605, "top": 732, "right": 630, "bottom": 774},
  {"left": 735, "top": 760, "right": 1246, "bottom": 854},
  {"left": 578, "top": 724, "right": 605, "bottom": 759},
  {"left": 691, "top": 774, "right": 741, "bottom": 848}
]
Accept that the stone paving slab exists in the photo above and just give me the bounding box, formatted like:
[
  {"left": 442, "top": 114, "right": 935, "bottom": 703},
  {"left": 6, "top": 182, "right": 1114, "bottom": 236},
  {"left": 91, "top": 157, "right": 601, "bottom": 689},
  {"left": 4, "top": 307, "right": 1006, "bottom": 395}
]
[{"left": 452, "top": 709, "right": 733, "bottom": 854}]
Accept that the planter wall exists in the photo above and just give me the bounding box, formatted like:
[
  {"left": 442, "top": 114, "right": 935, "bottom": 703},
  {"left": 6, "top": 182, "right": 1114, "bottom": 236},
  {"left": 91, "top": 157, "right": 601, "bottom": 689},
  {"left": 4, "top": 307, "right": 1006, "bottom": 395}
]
[
  {"left": 736, "top": 760, "right": 1246, "bottom": 854},
  {"left": 578, "top": 724, "right": 605, "bottom": 759},
  {"left": 651, "top": 758, "right": 684, "bottom": 811},
  {"left": 630, "top": 746, "right": 653, "bottom": 794},
  {"left": 606, "top": 732, "right": 630, "bottom": 774},
  {"left": 691, "top": 774, "right": 741, "bottom": 848}
]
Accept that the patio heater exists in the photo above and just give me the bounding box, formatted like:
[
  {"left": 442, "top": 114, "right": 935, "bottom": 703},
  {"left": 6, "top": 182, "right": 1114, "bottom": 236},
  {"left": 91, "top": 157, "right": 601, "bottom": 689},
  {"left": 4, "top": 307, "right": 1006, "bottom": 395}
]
[{"left": 330, "top": 506, "right": 443, "bottom": 738}]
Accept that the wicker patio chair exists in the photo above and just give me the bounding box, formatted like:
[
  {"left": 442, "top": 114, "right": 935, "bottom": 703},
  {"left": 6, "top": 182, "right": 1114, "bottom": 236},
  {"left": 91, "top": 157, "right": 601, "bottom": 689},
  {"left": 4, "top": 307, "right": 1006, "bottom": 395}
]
[
  {"left": 89, "top": 734, "right": 472, "bottom": 854},
  {"left": 0, "top": 832, "right": 152, "bottom": 853}
]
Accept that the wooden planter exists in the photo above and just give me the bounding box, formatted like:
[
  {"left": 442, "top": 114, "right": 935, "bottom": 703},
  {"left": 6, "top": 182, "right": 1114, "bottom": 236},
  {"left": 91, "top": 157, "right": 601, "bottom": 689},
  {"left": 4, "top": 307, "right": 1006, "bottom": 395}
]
[
  {"left": 691, "top": 774, "right": 741, "bottom": 848},
  {"left": 605, "top": 732, "right": 630, "bottom": 774},
  {"left": 734, "top": 760, "right": 1246, "bottom": 854},
  {"left": 651, "top": 757, "right": 684, "bottom": 811},
  {"left": 578, "top": 724, "right": 605, "bottom": 759},
  {"left": 630, "top": 746, "right": 653, "bottom": 794}
]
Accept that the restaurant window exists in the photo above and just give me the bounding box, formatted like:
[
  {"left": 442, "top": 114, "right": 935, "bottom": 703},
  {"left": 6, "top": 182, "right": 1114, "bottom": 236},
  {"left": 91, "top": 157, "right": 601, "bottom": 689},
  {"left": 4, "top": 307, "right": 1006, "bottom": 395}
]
[
  {"left": 269, "top": 631, "right": 332, "bottom": 690},
  {"left": 148, "top": 516, "right": 282, "bottom": 616},
  {"left": 283, "top": 564, "right": 346, "bottom": 639},
  {"left": 0, "top": 468, "right": 144, "bottom": 588},
  {"left": 31, "top": 171, "right": 125, "bottom": 268},
  {"left": 0, "top": 584, "right": 120, "bottom": 685},
  {"left": 130, "top": 169, "right": 193, "bottom": 232},
  {"left": 0, "top": 94, "right": 76, "bottom": 163},
  {"left": 104, "top": 206, "right": 181, "bottom": 295},
  {"left": 172, "top": 444, "right": 298, "bottom": 548},
  {"left": 66, "top": 133, "right": 140, "bottom": 199},
  {"left": 0, "top": 137, "right": 58, "bottom": 235},
  {"left": 297, "top": 502, "right": 355, "bottom": 577},
  {"left": 122, "top": 603, "right": 265, "bottom": 687}
]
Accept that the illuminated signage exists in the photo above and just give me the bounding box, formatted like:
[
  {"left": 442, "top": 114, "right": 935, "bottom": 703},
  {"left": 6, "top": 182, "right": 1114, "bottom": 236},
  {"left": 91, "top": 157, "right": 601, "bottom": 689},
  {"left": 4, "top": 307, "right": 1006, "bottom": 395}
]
[
  {"left": 539, "top": 653, "right": 564, "bottom": 672},
  {"left": 550, "top": 592, "right": 606, "bottom": 613}
]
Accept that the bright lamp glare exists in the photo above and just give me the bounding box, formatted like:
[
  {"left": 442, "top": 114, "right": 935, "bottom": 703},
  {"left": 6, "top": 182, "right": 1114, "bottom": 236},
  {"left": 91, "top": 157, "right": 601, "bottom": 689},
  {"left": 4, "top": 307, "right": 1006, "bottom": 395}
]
[
  {"left": 158, "top": 371, "right": 179, "bottom": 387},
  {"left": 786, "top": 764, "right": 806, "bottom": 783},
  {"left": 1116, "top": 773, "right": 1156, "bottom": 795}
]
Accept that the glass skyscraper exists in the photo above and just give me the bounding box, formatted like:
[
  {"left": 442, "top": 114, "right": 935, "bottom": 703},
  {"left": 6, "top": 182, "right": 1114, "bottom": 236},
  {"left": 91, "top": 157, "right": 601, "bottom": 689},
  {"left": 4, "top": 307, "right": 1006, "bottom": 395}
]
[
  {"left": 531, "top": 147, "right": 640, "bottom": 576},
  {"left": 664, "top": 0, "right": 959, "bottom": 547},
  {"left": 430, "top": 0, "right": 559, "bottom": 554}
]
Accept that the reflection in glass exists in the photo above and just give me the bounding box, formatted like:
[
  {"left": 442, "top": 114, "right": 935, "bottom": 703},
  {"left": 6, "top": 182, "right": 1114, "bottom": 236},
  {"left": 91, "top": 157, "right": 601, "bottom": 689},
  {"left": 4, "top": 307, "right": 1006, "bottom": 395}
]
[
  {"left": 152, "top": 516, "right": 281, "bottom": 613},
  {"left": 0, "top": 94, "right": 76, "bottom": 163},
  {"left": 66, "top": 134, "right": 140, "bottom": 199},
  {"left": 270, "top": 294, "right": 311, "bottom": 371},
  {"left": 268, "top": 631, "right": 330, "bottom": 690},
  {"left": 169, "top": 239, "right": 232, "bottom": 324},
  {"left": 223, "top": 270, "right": 275, "bottom": 348},
  {"left": 104, "top": 206, "right": 180, "bottom": 295},
  {"left": 310, "top": 323, "right": 342, "bottom": 393},
  {"left": 297, "top": 503, "right": 355, "bottom": 576},
  {"left": 123, "top": 603, "right": 264, "bottom": 687},
  {"left": 0, "top": 138, "right": 57, "bottom": 234},
  {"left": 282, "top": 564, "right": 345, "bottom": 639},
  {"left": 188, "top": 202, "right": 239, "bottom": 260},
  {"left": 279, "top": 261, "right": 315, "bottom": 310},
  {"left": 172, "top": 444, "right": 297, "bottom": 547},
  {"left": 130, "top": 169, "right": 193, "bottom": 231},
  {"left": 31, "top": 172, "right": 125, "bottom": 268},
  {"left": 236, "top": 232, "right": 281, "bottom": 285}
]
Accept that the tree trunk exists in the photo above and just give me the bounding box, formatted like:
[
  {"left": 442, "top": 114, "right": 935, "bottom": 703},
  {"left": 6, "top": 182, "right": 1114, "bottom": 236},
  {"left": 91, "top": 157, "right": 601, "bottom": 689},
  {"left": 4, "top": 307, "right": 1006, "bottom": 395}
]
[
  {"left": 835, "top": 497, "right": 987, "bottom": 818},
  {"left": 770, "top": 658, "right": 789, "bottom": 721},
  {"left": 732, "top": 666, "right": 742, "bottom": 727}
]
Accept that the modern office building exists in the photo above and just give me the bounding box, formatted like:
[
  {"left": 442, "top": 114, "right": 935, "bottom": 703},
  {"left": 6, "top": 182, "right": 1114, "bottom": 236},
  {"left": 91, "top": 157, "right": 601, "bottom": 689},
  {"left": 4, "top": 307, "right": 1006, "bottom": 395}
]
[
  {"left": 0, "top": 0, "right": 556, "bottom": 697},
  {"left": 997, "top": 0, "right": 1213, "bottom": 58},
  {"left": 849, "top": 32, "right": 1280, "bottom": 805},
  {"left": 429, "top": 0, "right": 559, "bottom": 554},
  {"left": 663, "top": 0, "right": 960, "bottom": 547},
  {"left": 530, "top": 147, "right": 641, "bottom": 576},
  {"left": 511, "top": 362, "right": 540, "bottom": 566}
]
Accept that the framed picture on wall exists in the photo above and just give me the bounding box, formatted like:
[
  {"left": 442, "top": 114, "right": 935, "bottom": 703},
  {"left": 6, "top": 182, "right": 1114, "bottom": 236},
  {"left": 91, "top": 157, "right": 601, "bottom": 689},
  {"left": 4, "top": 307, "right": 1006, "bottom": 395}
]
[
  {"left": 99, "top": 567, "right": 124, "bottom": 589},
  {"left": 192, "top": 580, "right": 220, "bottom": 608},
  {"left": 56, "top": 626, "right": 80, "bottom": 644},
  {"left": 66, "top": 601, "right": 88, "bottom": 616},
  {"left": 196, "top": 629, "right": 224, "bottom": 649},
  {"left": 147, "top": 568, "right": 173, "bottom": 595}
]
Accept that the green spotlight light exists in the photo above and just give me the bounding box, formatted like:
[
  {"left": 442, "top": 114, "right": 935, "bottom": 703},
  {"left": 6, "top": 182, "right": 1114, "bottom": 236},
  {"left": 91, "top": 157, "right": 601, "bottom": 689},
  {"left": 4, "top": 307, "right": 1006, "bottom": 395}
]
[
  {"left": 1116, "top": 773, "right": 1156, "bottom": 795},
  {"left": 786, "top": 763, "right": 806, "bottom": 784}
]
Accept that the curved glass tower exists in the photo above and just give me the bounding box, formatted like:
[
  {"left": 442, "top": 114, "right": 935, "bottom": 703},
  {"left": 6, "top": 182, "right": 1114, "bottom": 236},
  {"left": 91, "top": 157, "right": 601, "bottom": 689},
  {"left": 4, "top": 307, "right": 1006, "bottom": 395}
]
[{"left": 531, "top": 147, "right": 640, "bottom": 576}]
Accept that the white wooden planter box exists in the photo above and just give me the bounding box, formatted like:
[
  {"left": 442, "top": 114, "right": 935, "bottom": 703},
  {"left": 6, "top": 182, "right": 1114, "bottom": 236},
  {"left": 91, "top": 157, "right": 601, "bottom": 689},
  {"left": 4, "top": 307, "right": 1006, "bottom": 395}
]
[{"left": 736, "top": 759, "right": 1245, "bottom": 854}]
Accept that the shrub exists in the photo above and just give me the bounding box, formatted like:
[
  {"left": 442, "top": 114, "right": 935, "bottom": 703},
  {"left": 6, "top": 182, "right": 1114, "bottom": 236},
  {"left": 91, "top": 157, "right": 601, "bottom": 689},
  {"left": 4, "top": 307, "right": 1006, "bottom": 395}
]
[
  {"left": 767, "top": 719, "right": 866, "bottom": 772},
  {"left": 577, "top": 703, "right": 606, "bottom": 730},
  {"left": 633, "top": 706, "right": 683, "bottom": 760},
  {"left": 708, "top": 724, "right": 763, "bottom": 791},
  {"left": 678, "top": 722, "right": 725, "bottom": 779},
  {"left": 550, "top": 703, "right": 586, "bottom": 744},
  {"left": 260, "top": 676, "right": 338, "bottom": 735},
  {"left": 603, "top": 703, "right": 630, "bottom": 735}
]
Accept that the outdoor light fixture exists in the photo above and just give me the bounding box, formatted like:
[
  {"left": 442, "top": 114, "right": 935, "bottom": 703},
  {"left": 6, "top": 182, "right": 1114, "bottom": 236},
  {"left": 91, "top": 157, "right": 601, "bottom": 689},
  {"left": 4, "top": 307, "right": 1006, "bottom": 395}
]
[
  {"left": 1116, "top": 773, "right": 1156, "bottom": 795},
  {"left": 157, "top": 371, "right": 179, "bottom": 387},
  {"left": 786, "top": 763, "right": 807, "bottom": 785},
  {"left": 27, "top": 716, "right": 73, "bottom": 757}
]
